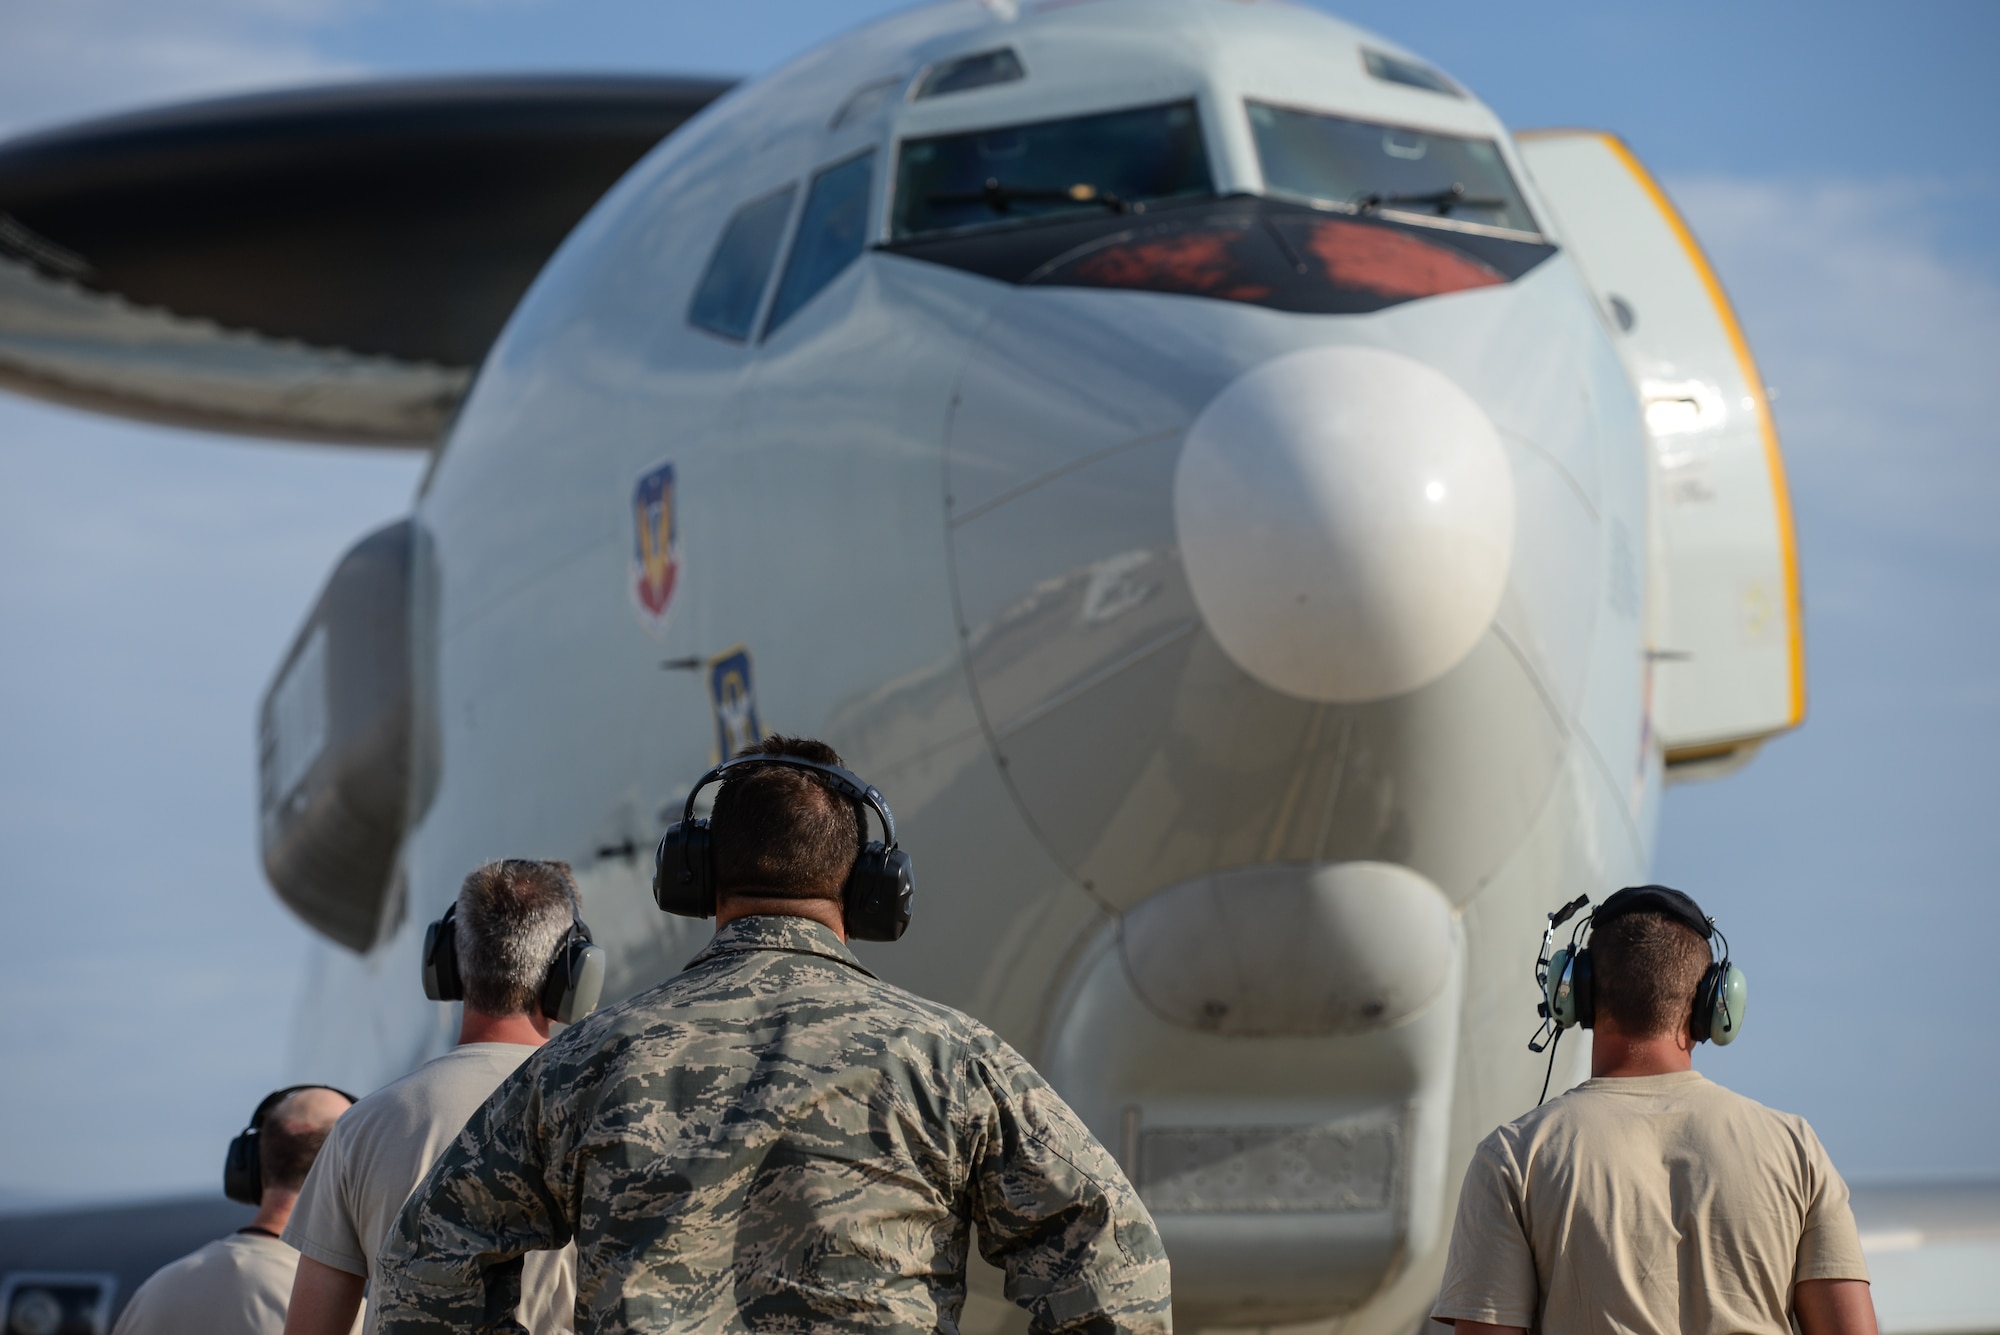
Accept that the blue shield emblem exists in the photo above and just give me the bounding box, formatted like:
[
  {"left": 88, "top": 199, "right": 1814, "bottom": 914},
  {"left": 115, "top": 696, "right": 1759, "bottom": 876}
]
[
  {"left": 708, "top": 646, "right": 763, "bottom": 760},
  {"left": 631, "top": 460, "right": 679, "bottom": 630}
]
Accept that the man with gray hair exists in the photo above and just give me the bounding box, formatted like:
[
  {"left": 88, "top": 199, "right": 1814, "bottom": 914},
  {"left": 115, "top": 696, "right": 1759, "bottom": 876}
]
[{"left": 282, "top": 860, "right": 593, "bottom": 1335}]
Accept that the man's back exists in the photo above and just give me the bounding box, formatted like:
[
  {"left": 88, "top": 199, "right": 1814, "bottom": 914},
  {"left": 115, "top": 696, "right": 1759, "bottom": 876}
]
[
  {"left": 380, "top": 915, "right": 1170, "bottom": 1333},
  {"left": 286, "top": 1044, "right": 574, "bottom": 1334},
  {"left": 114, "top": 1233, "right": 308, "bottom": 1335},
  {"left": 1437, "top": 1070, "right": 1868, "bottom": 1334}
]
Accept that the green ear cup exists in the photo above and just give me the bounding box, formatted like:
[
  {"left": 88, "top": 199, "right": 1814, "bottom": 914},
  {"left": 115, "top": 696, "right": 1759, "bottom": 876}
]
[
  {"left": 1544, "top": 946, "right": 1570, "bottom": 1026},
  {"left": 1547, "top": 947, "right": 1589, "bottom": 1029},
  {"left": 1708, "top": 963, "right": 1748, "bottom": 1046}
]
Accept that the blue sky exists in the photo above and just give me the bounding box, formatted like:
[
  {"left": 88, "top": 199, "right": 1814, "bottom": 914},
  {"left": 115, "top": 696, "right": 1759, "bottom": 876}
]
[{"left": 1, "top": 0, "right": 1995, "bottom": 1206}]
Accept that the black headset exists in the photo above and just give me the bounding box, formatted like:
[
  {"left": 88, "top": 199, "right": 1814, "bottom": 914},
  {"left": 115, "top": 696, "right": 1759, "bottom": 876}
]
[
  {"left": 223, "top": 1084, "right": 356, "bottom": 1204},
  {"left": 653, "top": 754, "right": 914, "bottom": 942},
  {"left": 421, "top": 868, "right": 607, "bottom": 1025},
  {"left": 1531, "top": 884, "right": 1748, "bottom": 1059}
]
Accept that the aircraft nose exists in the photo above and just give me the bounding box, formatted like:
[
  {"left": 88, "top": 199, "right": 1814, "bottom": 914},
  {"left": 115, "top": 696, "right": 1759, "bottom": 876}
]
[{"left": 1174, "top": 345, "right": 1515, "bottom": 703}]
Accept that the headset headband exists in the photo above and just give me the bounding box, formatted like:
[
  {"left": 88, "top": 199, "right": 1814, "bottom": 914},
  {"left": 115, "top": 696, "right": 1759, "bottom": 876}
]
[
  {"left": 245, "top": 1084, "right": 357, "bottom": 1131},
  {"left": 682, "top": 755, "right": 899, "bottom": 849},
  {"left": 1592, "top": 884, "right": 1713, "bottom": 940}
]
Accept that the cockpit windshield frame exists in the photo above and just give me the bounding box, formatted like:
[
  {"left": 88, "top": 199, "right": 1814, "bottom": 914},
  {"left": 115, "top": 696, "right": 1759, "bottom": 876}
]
[
  {"left": 1245, "top": 98, "right": 1544, "bottom": 243},
  {"left": 890, "top": 98, "right": 1216, "bottom": 243}
]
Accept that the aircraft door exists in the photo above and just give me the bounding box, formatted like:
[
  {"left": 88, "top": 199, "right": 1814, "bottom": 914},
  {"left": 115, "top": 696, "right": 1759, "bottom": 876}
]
[{"left": 1517, "top": 131, "right": 1805, "bottom": 772}]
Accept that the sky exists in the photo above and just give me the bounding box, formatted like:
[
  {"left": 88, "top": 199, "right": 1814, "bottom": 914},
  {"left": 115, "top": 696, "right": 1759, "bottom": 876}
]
[{"left": 1, "top": 0, "right": 1996, "bottom": 1208}]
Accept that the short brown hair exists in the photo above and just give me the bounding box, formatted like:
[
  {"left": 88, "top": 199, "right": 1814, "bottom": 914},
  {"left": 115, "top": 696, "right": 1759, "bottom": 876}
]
[
  {"left": 1593, "top": 910, "right": 1711, "bottom": 1038},
  {"left": 258, "top": 1091, "right": 345, "bottom": 1192},
  {"left": 712, "top": 735, "right": 864, "bottom": 904},
  {"left": 455, "top": 860, "right": 577, "bottom": 1016}
]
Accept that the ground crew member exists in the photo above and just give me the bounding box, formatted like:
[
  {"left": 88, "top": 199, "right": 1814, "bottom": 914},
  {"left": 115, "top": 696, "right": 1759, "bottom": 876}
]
[
  {"left": 1432, "top": 884, "right": 1877, "bottom": 1335},
  {"left": 373, "top": 735, "right": 1172, "bottom": 1334},
  {"left": 115, "top": 1087, "right": 355, "bottom": 1335},
  {"left": 283, "top": 860, "right": 590, "bottom": 1335}
]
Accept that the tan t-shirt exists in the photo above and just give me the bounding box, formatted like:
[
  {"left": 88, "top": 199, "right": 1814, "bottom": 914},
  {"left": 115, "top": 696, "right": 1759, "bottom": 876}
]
[
  {"left": 113, "top": 1231, "right": 359, "bottom": 1335},
  {"left": 285, "top": 1043, "right": 575, "bottom": 1334},
  {"left": 1432, "top": 1070, "right": 1868, "bottom": 1334}
]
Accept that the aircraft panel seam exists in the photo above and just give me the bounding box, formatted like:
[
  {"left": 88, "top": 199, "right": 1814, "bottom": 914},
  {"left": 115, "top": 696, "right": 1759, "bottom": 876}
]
[{"left": 949, "top": 426, "right": 1181, "bottom": 527}]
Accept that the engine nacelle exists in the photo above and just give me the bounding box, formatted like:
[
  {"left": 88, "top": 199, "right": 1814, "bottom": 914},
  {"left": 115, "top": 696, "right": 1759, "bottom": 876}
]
[
  {"left": 258, "top": 520, "right": 418, "bottom": 950},
  {"left": 1518, "top": 130, "right": 1806, "bottom": 777}
]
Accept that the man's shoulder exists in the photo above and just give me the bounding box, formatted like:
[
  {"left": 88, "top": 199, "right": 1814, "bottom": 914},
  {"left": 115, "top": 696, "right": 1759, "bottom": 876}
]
[
  {"left": 215, "top": 1231, "right": 301, "bottom": 1276},
  {"left": 129, "top": 1237, "right": 224, "bottom": 1291},
  {"left": 1467, "top": 1103, "right": 1546, "bottom": 1179},
  {"left": 1487, "top": 1072, "right": 1823, "bottom": 1166},
  {"left": 865, "top": 972, "right": 1016, "bottom": 1062},
  {"left": 549, "top": 945, "right": 1009, "bottom": 1082},
  {"left": 1573, "top": 1071, "right": 1818, "bottom": 1136},
  {"left": 136, "top": 1234, "right": 295, "bottom": 1295},
  {"left": 369, "top": 1043, "right": 532, "bottom": 1104},
  {"left": 1690, "top": 1074, "right": 1809, "bottom": 1118},
  {"left": 341, "top": 1044, "right": 535, "bottom": 1138},
  {"left": 1470, "top": 1073, "right": 1700, "bottom": 1161},
  {"left": 1683, "top": 1076, "right": 1826, "bottom": 1150},
  {"left": 120, "top": 1234, "right": 300, "bottom": 1335}
]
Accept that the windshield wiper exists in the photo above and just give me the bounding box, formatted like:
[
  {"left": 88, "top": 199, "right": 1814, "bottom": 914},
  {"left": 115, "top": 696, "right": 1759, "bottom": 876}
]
[
  {"left": 1355, "top": 182, "right": 1504, "bottom": 216},
  {"left": 927, "top": 178, "right": 1132, "bottom": 216}
]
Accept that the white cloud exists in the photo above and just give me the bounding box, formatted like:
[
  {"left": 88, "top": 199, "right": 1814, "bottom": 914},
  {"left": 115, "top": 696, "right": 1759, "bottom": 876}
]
[
  {"left": 0, "top": 0, "right": 365, "bottom": 137},
  {"left": 1666, "top": 174, "right": 2000, "bottom": 557},
  {"left": 1656, "top": 178, "right": 2000, "bottom": 1178}
]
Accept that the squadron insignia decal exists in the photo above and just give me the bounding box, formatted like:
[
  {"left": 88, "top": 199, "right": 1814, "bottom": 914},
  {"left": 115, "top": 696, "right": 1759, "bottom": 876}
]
[
  {"left": 708, "top": 646, "right": 763, "bottom": 761},
  {"left": 631, "top": 460, "right": 680, "bottom": 631}
]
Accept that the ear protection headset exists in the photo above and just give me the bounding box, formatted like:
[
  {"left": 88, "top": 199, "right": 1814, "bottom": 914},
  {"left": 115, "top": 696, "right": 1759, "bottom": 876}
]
[
  {"left": 224, "top": 1084, "right": 356, "bottom": 1204},
  {"left": 421, "top": 867, "right": 607, "bottom": 1025},
  {"left": 1527, "top": 885, "right": 1748, "bottom": 1101},
  {"left": 653, "top": 755, "right": 914, "bottom": 942}
]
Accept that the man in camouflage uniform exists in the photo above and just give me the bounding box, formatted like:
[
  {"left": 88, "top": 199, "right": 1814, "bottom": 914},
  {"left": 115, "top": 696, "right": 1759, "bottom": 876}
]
[{"left": 375, "top": 736, "right": 1171, "bottom": 1334}]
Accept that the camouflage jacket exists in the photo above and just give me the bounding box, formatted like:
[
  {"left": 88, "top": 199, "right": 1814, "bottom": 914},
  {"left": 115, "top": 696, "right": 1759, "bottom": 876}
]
[{"left": 375, "top": 914, "right": 1171, "bottom": 1334}]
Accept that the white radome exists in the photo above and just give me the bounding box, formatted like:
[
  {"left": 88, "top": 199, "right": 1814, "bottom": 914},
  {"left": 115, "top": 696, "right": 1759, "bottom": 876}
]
[{"left": 1175, "top": 344, "right": 1517, "bottom": 703}]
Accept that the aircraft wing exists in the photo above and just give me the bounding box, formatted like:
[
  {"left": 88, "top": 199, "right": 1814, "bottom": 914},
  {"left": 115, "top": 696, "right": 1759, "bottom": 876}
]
[
  {"left": 1853, "top": 1181, "right": 2000, "bottom": 1334},
  {"left": 0, "top": 75, "right": 733, "bottom": 447}
]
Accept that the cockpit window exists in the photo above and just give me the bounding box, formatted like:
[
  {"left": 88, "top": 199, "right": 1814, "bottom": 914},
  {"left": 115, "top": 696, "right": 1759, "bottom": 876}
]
[
  {"left": 1360, "top": 49, "right": 1461, "bottom": 97},
  {"left": 766, "top": 151, "right": 875, "bottom": 336},
  {"left": 893, "top": 100, "right": 1212, "bottom": 240},
  {"left": 688, "top": 183, "right": 796, "bottom": 343},
  {"left": 832, "top": 77, "right": 901, "bottom": 129},
  {"left": 1247, "top": 101, "right": 1538, "bottom": 237},
  {"left": 914, "top": 48, "right": 1025, "bottom": 100}
]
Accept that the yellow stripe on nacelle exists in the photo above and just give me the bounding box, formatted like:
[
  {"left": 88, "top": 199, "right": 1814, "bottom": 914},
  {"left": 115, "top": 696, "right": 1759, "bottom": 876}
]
[{"left": 1517, "top": 128, "right": 1805, "bottom": 768}]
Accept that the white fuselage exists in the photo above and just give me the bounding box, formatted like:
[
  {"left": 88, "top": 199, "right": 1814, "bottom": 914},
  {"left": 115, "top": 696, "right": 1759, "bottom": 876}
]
[{"left": 294, "top": 2, "right": 1656, "bottom": 1327}]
